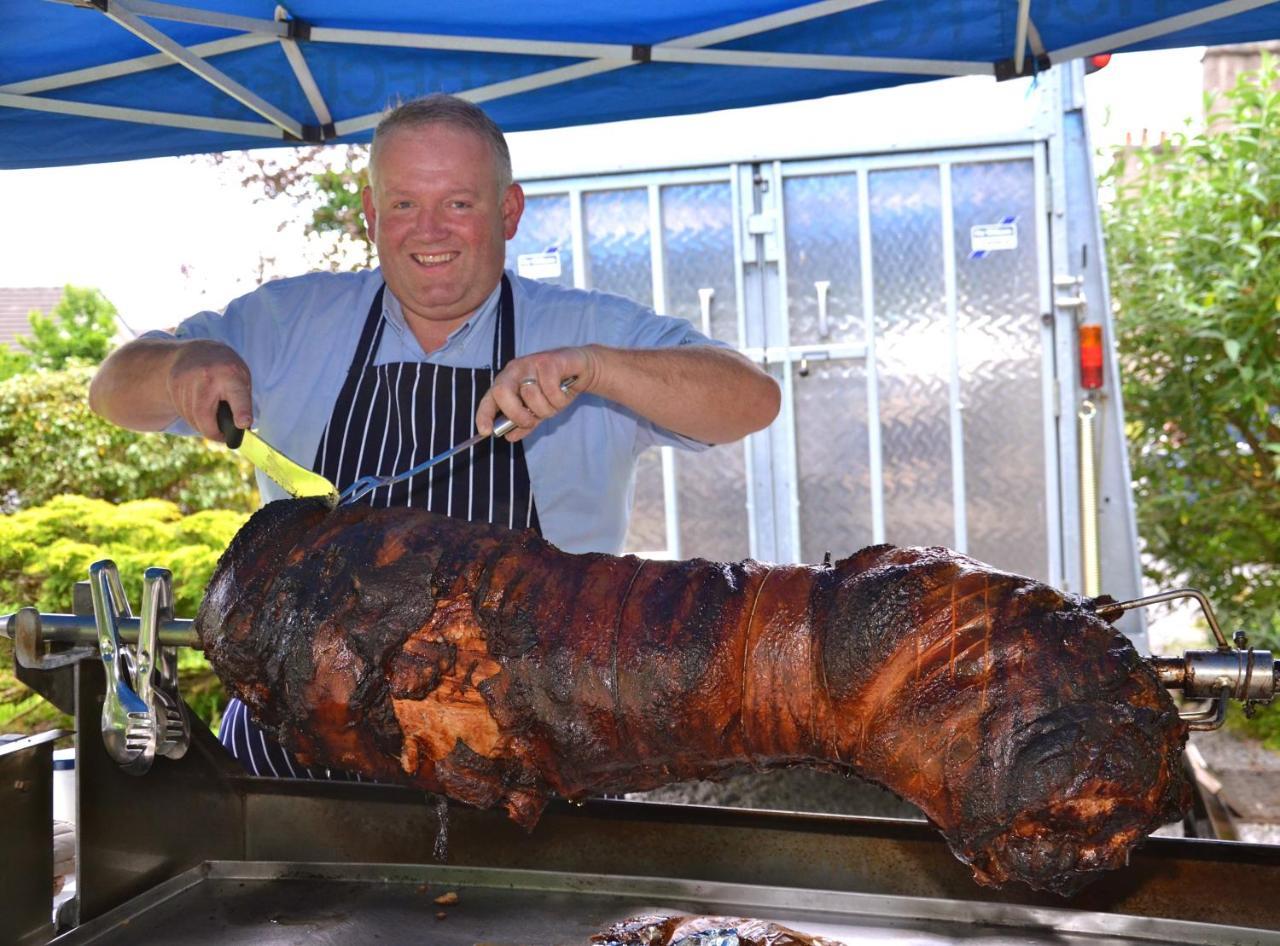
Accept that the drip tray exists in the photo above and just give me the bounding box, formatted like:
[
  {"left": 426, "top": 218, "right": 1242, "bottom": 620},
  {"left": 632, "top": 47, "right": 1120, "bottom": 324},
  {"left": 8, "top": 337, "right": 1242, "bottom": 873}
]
[{"left": 53, "top": 862, "right": 1279, "bottom": 946}]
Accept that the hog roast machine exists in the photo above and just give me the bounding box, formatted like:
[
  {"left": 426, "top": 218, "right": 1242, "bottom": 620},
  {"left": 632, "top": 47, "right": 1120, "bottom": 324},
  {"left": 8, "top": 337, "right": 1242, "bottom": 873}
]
[{"left": 4, "top": 560, "right": 1280, "bottom": 946}]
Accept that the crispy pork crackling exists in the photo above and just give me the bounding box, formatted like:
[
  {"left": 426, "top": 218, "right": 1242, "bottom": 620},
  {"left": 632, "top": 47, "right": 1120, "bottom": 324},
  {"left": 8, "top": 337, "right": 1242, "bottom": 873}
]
[{"left": 197, "top": 498, "right": 1189, "bottom": 895}]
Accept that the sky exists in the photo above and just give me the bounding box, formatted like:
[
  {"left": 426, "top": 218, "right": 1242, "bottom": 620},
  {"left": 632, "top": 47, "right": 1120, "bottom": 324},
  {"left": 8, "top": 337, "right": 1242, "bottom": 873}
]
[{"left": 0, "top": 47, "right": 1206, "bottom": 337}]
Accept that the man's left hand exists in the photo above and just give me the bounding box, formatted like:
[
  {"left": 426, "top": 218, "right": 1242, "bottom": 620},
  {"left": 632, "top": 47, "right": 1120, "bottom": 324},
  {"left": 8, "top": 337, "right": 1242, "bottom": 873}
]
[{"left": 477, "top": 346, "right": 599, "bottom": 441}]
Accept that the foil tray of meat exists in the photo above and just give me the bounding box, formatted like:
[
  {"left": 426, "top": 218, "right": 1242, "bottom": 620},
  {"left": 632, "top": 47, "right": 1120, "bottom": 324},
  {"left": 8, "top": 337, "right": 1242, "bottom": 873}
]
[{"left": 594, "top": 912, "right": 845, "bottom": 945}]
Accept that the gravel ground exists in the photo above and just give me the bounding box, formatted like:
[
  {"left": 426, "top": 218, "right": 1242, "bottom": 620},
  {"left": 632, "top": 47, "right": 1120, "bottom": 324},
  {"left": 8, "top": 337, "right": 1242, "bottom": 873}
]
[{"left": 1191, "top": 728, "right": 1280, "bottom": 845}]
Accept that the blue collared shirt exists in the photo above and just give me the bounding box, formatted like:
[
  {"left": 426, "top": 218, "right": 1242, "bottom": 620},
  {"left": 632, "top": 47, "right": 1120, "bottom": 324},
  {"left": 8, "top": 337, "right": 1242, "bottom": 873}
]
[{"left": 157, "top": 268, "right": 723, "bottom": 554}]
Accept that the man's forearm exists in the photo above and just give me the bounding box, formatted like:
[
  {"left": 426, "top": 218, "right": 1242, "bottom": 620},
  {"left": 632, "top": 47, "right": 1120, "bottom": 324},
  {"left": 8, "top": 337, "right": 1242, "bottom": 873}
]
[
  {"left": 585, "top": 345, "right": 780, "bottom": 444},
  {"left": 89, "top": 338, "right": 185, "bottom": 431},
  {"left": 90, "top": 335, "right": 254, "bottom": 441}
]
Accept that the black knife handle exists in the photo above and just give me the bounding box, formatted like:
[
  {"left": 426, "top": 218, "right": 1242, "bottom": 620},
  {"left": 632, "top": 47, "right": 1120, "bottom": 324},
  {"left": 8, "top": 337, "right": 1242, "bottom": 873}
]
[{"left": 216, "top": 401, "right": 244, "bottom": 449}]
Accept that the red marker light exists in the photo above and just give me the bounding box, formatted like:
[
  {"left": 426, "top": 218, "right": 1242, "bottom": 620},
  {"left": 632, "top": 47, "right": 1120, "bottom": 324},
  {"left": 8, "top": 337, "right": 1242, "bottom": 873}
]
[
  {"left": 1086, "top": 53, "right": 1112, "bottom": 74},
  {"left": 1079, "top": 324, "right": 1104, "bottom": 390}
]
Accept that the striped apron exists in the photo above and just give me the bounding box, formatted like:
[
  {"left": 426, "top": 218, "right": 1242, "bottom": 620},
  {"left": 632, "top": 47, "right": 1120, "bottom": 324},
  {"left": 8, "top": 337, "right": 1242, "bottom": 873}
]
[{"left": 218, "top": 276, "right": 541, "bottom": 778}]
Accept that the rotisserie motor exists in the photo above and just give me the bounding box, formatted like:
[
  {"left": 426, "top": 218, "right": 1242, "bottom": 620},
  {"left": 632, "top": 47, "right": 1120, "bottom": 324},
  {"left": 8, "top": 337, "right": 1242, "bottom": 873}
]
[{"left": 197, "top": 498, "right": 1190, "bottom": 895}]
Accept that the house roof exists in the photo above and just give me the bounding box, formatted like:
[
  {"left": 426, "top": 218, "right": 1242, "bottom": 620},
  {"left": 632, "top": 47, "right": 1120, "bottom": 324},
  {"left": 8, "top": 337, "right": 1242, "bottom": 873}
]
[{"left": 0, "top": 287, "right": 62, "bottom": 349}]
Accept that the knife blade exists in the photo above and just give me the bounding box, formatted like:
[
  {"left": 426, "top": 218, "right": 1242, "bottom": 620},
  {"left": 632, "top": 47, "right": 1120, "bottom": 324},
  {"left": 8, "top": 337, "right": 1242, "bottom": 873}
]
[{"left": 216, "top": 402, "right": 339, "bottom": 507}]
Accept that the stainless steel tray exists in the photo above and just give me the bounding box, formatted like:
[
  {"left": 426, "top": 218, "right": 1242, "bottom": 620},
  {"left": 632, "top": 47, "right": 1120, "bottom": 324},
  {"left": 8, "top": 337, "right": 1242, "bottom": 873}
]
[{"left": 52, "top": 861, "right": 1280, "bottom": 946}]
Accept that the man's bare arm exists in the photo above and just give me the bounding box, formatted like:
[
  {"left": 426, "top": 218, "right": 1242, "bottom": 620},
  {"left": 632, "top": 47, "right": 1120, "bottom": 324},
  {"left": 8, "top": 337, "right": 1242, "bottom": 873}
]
[
  {"left": 89, "top": 337, "right": 253, "bottom": 441},
  {"left": 478, "top": 344, "right": 780, "bottom": 444}
]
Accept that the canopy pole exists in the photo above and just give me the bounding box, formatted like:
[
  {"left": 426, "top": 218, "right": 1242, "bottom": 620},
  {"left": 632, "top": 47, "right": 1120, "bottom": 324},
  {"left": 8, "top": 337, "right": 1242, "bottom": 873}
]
[
  {"left": 0, "top": 34, "right": 273, "bottom": 96},
  {"left": 1013, "top": 0, "right": 1031, "bottom": 74},
  {"left": 0, "top": 90, "right": 282, "bottom": 137},
  {"left": 93, "top": 0, "right": 305, "bottom": 138},
  {"left": 108, "top": 0, "right": 283, "bottom": 35},
  {"left": 275, "top": 5, "right": 332, "bottom": 131},
  {"left": 335, "top": 59, "right": 636, "bottom": 137},
  {"left": 1050, "top": 0, "right": 1280, "bottom": 63}
]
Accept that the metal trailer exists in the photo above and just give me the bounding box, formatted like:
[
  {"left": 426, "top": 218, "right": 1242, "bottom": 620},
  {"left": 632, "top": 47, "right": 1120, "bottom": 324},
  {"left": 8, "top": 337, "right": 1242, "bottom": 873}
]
[{"left": 505, "top": 62, "right": 1144, "bottom": 645}]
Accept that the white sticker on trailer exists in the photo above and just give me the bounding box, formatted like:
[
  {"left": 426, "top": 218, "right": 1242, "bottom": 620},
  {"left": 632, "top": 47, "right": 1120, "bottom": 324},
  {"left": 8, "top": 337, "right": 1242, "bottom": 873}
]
[
  {"left": 517, "top": 250, "right": 562, "bottom": 279},
  {"left": 970, "top": 221, "right": 1018, "bottom": 254}
]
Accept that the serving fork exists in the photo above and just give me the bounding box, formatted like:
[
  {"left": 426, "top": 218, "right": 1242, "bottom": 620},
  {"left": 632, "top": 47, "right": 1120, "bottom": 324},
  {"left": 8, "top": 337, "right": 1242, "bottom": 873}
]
[{"left": 339, "top": 376, "right": 578, "bottom": 505}]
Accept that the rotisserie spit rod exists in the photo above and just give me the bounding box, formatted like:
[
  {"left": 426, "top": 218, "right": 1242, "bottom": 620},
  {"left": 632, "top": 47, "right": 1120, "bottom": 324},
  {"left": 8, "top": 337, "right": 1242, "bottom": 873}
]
[
  {"left": 4, "top": 582, "right": 1276, "bottom": 716},
  {"left": 2, "top": 608, "right": 197, "bottom": 649}
]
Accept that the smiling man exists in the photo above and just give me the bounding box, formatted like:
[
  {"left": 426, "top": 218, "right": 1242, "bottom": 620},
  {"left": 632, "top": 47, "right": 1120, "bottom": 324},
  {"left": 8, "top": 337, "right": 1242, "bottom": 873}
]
[{"left": 90, "top": 94, "right": 780, "bottom": 780}]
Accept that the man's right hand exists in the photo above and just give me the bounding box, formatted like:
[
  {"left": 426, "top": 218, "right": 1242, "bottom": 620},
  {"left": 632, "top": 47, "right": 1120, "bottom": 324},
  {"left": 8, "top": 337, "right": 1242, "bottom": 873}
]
[
  {"left": 89, "top": 337, "right": 254, "bottom": 441},
  {"left": 166, "top": 340, "right": 253, "bottom": 441}
]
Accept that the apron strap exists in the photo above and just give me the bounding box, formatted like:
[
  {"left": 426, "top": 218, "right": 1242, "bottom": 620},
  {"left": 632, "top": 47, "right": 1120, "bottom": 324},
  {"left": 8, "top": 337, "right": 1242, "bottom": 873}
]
[
  {"left": 492, "top": 274, "right": 516, "bottom": 371},
  {"left": 335, "top": 283, "right": 387, "bottom": 410}
]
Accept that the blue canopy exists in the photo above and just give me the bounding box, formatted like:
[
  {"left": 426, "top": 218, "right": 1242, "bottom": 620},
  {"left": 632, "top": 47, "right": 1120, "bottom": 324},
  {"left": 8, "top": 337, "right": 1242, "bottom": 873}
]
[{"left": 4, "top": 0, "right": 1279, "bottom": 169}]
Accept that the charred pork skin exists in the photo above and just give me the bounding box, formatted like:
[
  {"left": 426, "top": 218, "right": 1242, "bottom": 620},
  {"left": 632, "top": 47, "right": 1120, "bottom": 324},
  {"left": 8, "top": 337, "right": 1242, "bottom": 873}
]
[{"left": 197, "top": 498, "right": 1189, "bottom": 895}]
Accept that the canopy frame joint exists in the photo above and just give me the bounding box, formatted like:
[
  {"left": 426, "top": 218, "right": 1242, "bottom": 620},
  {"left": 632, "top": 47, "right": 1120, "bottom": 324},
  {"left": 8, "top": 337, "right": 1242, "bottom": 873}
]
[{"left": 995, "top": 53, "right": 1051, "bottom": 81}]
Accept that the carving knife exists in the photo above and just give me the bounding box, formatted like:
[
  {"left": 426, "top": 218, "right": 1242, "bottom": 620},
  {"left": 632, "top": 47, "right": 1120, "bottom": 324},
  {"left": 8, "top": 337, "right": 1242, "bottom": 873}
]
[{"left": 216, "top": 402, "right": 339, "bottom": 507}]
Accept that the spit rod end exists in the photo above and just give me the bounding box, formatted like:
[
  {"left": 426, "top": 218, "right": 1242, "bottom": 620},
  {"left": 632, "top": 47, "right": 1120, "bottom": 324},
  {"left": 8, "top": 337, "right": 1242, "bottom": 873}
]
[{"left": 1095, "top": 602, "right": 1123, "bottom": 623}]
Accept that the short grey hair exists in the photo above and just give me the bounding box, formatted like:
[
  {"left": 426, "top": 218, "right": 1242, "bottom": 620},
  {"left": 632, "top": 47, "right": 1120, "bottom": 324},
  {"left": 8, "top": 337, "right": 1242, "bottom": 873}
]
[{"left": 369, "top": 94, "right": 513, "bottom": 193}]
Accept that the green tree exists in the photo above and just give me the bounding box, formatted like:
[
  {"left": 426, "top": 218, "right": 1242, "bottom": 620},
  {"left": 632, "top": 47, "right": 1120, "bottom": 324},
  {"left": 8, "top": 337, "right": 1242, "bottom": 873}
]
[
  {"left": 0, "top": 365, "right": 257, "bottom": 512},
  {"left": 1103, "top": 60, "right": 1280, "bottom": 660},
  {"left": 209, "top": 144, "right": 373, "bottom": 273},
  {"left": 0, "top": 344, "right": 30, "bottom": 383},
  {"left": 25, "top": 284, "right": 120, "bottom": 369},
  {"left": 310, "top": 163, "right": 374, "bottom": 269},
  {"left": 0, "top": 284, "right": 120, "bottom": 383}
]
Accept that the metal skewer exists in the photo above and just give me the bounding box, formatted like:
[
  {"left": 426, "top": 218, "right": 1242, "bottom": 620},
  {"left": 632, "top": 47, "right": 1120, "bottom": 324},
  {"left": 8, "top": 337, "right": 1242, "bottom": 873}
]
[
  {"left": 3, "top": 609, "right": 197, "bottom": 649},
  {"left": 7, "top": 573, "right": 1278, "bottom": 737},
  {"left": 1098, "top": 588, "right": 1280, "bottom": 731}
]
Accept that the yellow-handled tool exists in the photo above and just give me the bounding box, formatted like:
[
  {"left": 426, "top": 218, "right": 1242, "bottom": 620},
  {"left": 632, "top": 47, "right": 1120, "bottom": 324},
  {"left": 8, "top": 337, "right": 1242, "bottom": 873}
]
[{"left": 217, "top": 402, "right": 338, "bottom": 508}]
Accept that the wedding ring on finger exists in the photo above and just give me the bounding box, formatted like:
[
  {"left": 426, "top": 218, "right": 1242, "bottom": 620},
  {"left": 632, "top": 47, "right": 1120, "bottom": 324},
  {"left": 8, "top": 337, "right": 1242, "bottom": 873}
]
[{"left": 519, "top": 377, "right": 538, "bottom": 388}]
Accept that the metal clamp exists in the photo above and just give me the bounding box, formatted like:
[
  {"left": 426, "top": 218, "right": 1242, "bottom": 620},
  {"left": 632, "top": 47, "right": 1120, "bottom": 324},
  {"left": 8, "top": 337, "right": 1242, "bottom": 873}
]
[
  {"left": 13, "top": 607, "right": 96, "bottom": 671},
  {"left": 1097, "top": 588, "right": 1279, "bottom": 730},
  {"left": 1053, "top": 273, "right": 1087, "bottom": 312}
]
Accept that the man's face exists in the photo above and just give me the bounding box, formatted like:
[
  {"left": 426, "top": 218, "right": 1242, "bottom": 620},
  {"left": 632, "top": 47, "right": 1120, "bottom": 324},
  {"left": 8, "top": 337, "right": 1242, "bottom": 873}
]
[{"left": 362, "top": 123, "right": 523, "bottom": 335}]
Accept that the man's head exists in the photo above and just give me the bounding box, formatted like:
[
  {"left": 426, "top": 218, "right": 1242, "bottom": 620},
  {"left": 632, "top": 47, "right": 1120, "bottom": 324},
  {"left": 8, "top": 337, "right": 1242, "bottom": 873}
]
[
  {"left": 363, "top": 95, "right": 523, "bottom": 345},
  {"left": 369, "top": 94, "right": 514, "bottom": 193}
]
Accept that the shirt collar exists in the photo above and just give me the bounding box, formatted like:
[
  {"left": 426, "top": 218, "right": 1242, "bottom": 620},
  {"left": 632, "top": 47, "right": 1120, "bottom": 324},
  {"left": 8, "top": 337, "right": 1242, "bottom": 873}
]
[{"left": 379, "top": 278, "right": 503, "bottom": 354}]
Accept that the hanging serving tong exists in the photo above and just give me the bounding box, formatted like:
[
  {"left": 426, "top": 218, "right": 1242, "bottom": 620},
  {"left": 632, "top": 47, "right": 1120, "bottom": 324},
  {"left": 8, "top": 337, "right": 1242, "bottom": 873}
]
[
  {"left": 141, "top": 567, "right": 190, "bottom": 760},
  {"left": 87, "top": 560, "right": 191, "bottom": 773},
  {"left": 90, "top": 560, "right": 156, "bottom": 774}
]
